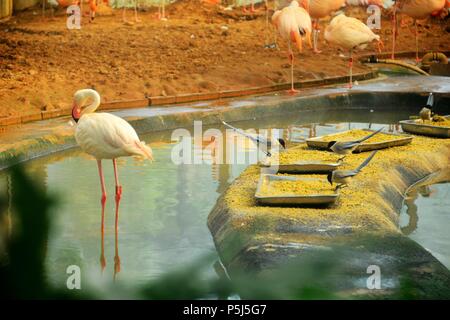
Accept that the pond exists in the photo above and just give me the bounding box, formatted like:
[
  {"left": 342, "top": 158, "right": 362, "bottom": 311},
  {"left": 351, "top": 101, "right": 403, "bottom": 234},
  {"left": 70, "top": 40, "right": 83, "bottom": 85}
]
[
  {"left": 400, "top": 169, "right": 450, "bottom": 270},
  {"left": 1, "top": 106, "right": 448, "bottom": 298}
]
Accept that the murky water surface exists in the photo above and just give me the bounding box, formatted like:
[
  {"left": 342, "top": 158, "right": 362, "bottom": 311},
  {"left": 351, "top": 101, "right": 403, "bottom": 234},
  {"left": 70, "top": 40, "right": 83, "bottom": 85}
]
[{"left": 1, "top": 108, "right": 448, "bottom": 297}]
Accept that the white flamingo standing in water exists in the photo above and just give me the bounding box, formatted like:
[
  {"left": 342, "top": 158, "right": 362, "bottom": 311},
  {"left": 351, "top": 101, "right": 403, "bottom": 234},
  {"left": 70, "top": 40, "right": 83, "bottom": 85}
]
[
  {"left": 272, "top": 0, "right": 312, "bottom": 94},
  {"left": 325, "top": 13, "right": 382, "bottom": 89},
  {"left": 72, "top": 89, "right": 153, "bottom": 205}
]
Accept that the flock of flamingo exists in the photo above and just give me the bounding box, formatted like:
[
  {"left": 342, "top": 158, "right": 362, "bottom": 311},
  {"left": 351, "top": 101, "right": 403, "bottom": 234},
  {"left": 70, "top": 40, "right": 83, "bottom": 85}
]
[{"left": 271, "top": 0, "right": 447, "bottom": 91}]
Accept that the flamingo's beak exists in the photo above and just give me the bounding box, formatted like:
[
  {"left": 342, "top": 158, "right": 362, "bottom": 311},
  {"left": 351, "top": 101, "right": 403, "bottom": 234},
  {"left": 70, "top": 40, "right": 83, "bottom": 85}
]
[{"left": 72, "top": 102, "right": 81, "bottom": 122}]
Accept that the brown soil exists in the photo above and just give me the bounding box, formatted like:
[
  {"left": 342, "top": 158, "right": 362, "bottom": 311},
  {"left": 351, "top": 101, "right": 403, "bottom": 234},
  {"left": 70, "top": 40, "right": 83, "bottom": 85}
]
[{"left": 0, "top": 1, "right": 449, "bottom": 118}]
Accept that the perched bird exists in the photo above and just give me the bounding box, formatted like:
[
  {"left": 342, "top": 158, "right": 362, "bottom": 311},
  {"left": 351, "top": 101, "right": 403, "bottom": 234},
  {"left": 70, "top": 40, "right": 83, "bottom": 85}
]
[
  {"left": 308, "top": 0, "right": 346, "bottom": 53},
  {"left": 222, "top": 121, "right": 286, "bottom": 157},
  {"left": 327, "top": 150, "right": 378, "bottom": 189},
  {"left": 72, "top": 89, "right": 153, "bottom": 205},
  {"left": 324, "top": 13, "right": 382, "bottom": 88},
  {"left": 327, "top": 127, "right": 384, "bottom": 161},
  {"left": 419, "top": 92, "right": 434, "bottom": 123},
  {"left": 391, "top": 0, "right": 446, "bottom": 61},
  {"left": 272, "top": 0, "right": 312, "bottom": 94}
]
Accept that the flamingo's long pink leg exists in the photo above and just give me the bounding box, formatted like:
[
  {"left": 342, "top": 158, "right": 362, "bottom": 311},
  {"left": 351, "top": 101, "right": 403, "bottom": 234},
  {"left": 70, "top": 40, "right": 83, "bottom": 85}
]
[
  {"left": 348, "top": 50, "right": 353, "bottom": 89},
  {"left": 122, "top": 6, "right": 126, "bottom": 23},
  {"left": 114, "top": 232, "right": 121, "bottom": 280},
  {"left": 391, "top": 5, "right": 397, "bottom": 59},
  {"left": 100, "top": 199, "right": 106, "bottom": 272},
  {"left": 313, "top": 20, "right": 322, "bottom": 54},
  {"left": 97, "top": 160, "right": 107, "bottom": 205},
  {"left": 113, "top": 160, "right": 121, "bottom": 281},
  {"left": 113, "top": 159, "right": 122, "bottom": 202},
  {"left": 113, "top": 194, "right": 121, "bottom": 281},
  {"left": 414, "top": 21, "right": 420, "bottom": 63},
  {"left": 287, "top": 41, "right": 299, "bottom": 95},
  {"left": 134, "top": 0, "right": 141, "bottom": 22}
]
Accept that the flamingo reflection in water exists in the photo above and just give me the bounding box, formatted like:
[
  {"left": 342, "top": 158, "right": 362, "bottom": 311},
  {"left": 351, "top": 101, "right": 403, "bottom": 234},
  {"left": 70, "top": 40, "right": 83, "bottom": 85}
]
[{"left": 99, "top": 195, "right": 122, "bottom": 281}]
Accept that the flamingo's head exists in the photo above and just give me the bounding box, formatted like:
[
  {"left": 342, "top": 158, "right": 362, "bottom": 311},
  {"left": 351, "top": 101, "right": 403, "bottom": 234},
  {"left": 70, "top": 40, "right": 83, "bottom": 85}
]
[
  {"left": 71, "top": 92, "right": 83, "bottom": 123},
  {"left": 72, "top": 89, "right": 100, "bottom": 122}
]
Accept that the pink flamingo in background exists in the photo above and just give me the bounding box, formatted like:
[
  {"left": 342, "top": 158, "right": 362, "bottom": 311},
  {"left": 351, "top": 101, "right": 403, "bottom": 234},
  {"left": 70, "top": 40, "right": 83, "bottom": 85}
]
[
  {"left": 122, "top": 0, "right": 141, "bottom": 23},
  {"left": 71, "top": 89, "right": 153, "bottom": 207},
  {"left": 391, "top": 0, "right": 446, "bottom": 61},
  {"left": 272, "top": 0, "right": 312, "bottom": 94},
  {"left": 243, "top": 0, "right": 256, "bottom": 13},
  {"left": 325, "top": 13, "right": 382, "bottom": 89},
  {"left": 308, "top": 0, "right": 346, "bottom": 53}
]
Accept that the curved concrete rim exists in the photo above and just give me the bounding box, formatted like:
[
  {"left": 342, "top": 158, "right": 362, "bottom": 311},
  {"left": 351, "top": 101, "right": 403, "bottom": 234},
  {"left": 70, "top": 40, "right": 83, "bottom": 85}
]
[{"left": 1, "top": 77, "right": 450, "bottom": 170}]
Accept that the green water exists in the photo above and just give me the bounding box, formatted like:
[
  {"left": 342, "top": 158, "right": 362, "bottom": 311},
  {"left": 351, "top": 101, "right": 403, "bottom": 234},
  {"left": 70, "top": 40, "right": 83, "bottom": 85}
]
[
  {"left": 3, "top": 108, "right": 448, "bottom": 297},
  {"left": 400, "top": 171, "right": 450, "bottom": 270}
]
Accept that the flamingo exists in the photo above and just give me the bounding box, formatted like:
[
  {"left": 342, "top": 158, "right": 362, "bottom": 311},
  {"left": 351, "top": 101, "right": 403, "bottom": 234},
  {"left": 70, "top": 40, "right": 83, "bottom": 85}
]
[
  {"left": 243, "top": 0, "right": 256, "bottom": 13},
  {"left": 308, "top": 0, "right": 346, "bottom": 53},
  {"left": 122, "top": 0, "right": 141, "bottom": 23},
  {"left": 157, "top": 0, "right": 167, "bottom": 20},
  {"left": 272, "top": 0, "right": 312, "bottom": 94},
  {"left": 71, "top": 89, "right": 153, "bottom": 206},
  {"left": 324, "top": 13, "right": 381, "bottom": 88},
  {"left": 391, "top": 0, "right": 446, "bottom": 61}
]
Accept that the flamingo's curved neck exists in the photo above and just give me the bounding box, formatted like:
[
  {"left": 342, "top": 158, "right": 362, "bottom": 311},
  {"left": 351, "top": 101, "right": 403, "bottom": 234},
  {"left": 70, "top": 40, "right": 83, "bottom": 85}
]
[{"left": 81, "top": 90, "right": 101, "bottom": 115}]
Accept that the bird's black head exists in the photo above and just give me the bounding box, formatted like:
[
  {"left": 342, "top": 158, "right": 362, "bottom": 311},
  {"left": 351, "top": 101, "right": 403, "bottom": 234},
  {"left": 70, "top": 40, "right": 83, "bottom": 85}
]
[
  {"left": 327, "top": 173, "right": 333, "bottom": 185},
  {"left": 327, "top": 141, "right": 337, "bottom": 150},
  {"left": 278, "top": 138, "right": 286, "bottom": 149}
]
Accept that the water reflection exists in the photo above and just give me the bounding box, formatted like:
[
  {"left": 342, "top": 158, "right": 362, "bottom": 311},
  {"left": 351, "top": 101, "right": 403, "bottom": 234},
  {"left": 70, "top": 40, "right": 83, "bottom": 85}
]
[
  {"left": 98, "top": 192, "right": 123, "bottom": 282},
  {"left": 0, "top": 109, "right": 419, "bottom": 295},
  {"left": 400, "top": 169, "right": 450, "bottom": 269}
]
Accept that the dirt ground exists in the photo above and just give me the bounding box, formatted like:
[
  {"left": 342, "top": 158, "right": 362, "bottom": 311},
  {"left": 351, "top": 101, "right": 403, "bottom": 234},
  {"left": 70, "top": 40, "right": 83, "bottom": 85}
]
[{"left": 0, "top": 1, "right": 449, "bottom": 118}]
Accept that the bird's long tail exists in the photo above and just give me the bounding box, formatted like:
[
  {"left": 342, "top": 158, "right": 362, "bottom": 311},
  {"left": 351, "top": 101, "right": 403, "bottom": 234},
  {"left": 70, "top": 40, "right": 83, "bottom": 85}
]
[
  {"left": 356, "top": 127, "right": 384, "bottom": 143},
  {"left": 356, "top": 151, "right": 378, "bottom": 173},
  {"left": 135, "top": 141, "right": 154, "bottom": 161}
]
